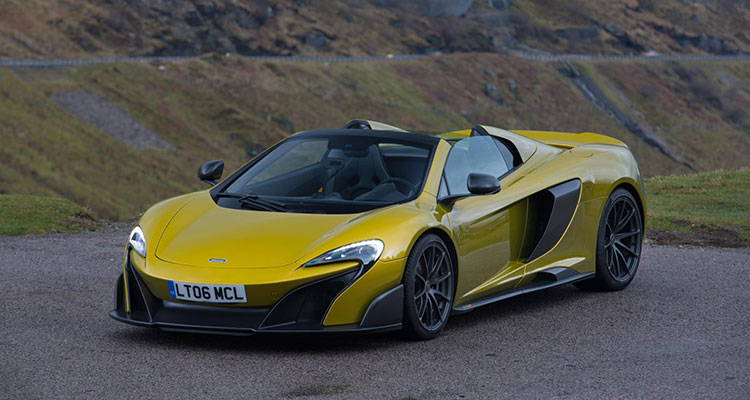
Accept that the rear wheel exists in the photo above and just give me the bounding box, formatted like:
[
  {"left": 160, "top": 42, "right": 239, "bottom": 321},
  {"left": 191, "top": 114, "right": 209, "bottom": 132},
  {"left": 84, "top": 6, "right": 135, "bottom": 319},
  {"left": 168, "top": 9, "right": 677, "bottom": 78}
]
[
  {"left": 402, "top": 234, "right": 454, "bottom": 340},
  {"left": 576, "top": 188, "right": 643, "bottom": 291}
]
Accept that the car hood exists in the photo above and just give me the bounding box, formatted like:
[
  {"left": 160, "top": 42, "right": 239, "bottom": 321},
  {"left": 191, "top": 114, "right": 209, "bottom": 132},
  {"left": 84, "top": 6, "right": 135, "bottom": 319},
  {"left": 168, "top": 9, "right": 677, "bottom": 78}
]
[{"left": 155, "top": 195, "right": 369, "bottom": 269}]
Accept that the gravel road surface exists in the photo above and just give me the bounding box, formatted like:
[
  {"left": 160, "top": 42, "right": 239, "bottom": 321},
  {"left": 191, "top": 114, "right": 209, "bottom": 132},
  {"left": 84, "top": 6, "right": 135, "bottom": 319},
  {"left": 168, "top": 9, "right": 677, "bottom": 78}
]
[{"left": 1, "top": 231, "right": 748, "bottom": 399}]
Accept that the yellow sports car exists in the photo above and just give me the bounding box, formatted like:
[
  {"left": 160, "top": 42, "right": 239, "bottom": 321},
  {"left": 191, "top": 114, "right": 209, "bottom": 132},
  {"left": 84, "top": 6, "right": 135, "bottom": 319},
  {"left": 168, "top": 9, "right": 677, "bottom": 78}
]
[{"left": 110, "top": 120, "right": 645, "bottom": 340}]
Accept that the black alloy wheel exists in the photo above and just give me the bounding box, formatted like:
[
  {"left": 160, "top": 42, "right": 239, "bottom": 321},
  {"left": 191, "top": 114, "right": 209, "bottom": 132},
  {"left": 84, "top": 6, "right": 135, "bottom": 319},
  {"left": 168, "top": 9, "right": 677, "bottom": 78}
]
[
  {"left": 403, "top": 234, "right": 455, "bottom": 340},
  {"left": 577, "top": 188, "right": 643, "bottom": 291}
]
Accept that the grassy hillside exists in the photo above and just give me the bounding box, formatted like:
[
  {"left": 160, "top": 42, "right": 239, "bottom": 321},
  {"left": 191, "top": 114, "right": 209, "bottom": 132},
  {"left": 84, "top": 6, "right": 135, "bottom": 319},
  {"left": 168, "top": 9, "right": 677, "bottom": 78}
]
[
  {"left": 1, "top": 0, "right": 748, "bottom": 60},
  {"left": 1, "top": 54, "right": 749, "bottom": 220},
  {"left": 0, "top": 194, "right": 98, "bottom": 235},
  {"left": 645, "top": 168, "right": 750, "bottom": 247}
]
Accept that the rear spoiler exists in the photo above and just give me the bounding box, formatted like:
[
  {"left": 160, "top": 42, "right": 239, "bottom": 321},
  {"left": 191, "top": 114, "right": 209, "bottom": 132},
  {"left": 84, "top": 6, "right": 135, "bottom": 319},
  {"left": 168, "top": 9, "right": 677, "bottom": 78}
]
[{"left": 510, "top": 130, "right": 628, "bottom": 149}]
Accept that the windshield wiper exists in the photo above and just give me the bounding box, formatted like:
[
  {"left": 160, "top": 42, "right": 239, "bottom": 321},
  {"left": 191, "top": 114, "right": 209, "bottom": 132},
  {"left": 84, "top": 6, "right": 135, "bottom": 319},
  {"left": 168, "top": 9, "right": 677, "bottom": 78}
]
[{"left": 215, "top": 191, "right": 288, "bottom": 212}]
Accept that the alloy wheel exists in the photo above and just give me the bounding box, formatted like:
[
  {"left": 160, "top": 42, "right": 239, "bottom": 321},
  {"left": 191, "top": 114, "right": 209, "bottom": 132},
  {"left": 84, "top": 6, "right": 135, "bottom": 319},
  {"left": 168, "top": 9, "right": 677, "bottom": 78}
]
[
  {"left": 413, "top": 242, "right": 453, "bottom": 331},
  {"left": 603, "top": 196, "right": 642, "bottom": 282}
]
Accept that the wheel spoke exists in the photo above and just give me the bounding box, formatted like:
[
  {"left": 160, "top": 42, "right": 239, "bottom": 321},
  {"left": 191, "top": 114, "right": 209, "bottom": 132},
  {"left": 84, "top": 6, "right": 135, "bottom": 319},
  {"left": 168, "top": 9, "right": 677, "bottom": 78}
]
[
  {"left": 609, "top": 248, "right": 619, "bottom": 277},
  {"left": 609, "top": 248, "right": 618, "bottom": 275},
  {"left": 613, "top": 246, "right": 629, "bottom": 276},
  {"left": 433, "top": 290, "right": 450, "bottom": 302},
  {"left": 426, "top": 294, "right": 436, "bottom": 326},
  {"left": 615, "top": 229, "right": 641, "bottom": 241},
  {"left": 611, "top": 244, "right": 622, "bottom": 276},
  {"left": 415, "top": 268, "right": 427, "bottom": 283},
  {"left": 615, "top": 240, "right": 638, "bottom": 257},
  {"left": 430, "top": 246, "right": 438, "bottom": 271},
  {"left": 613, "top": 202, "right": 622, "bottom": 225},
  {"left": 615, "top": 207, "right": 635, "bottom": 233},
  {"left": 429, "top": 292, "right": 442, "bottom": 318},
  {"left": 419, "top": 252, "right": 429, "bottom": 274},
  {"left": 432, "top": 271, "right": 451, "bottom": 285},
  {"left": 417, "top": 296, "right": 427, "bottom": 320},
  {"left": 428, "top": 249, "right": 444, "bottom": 279}
]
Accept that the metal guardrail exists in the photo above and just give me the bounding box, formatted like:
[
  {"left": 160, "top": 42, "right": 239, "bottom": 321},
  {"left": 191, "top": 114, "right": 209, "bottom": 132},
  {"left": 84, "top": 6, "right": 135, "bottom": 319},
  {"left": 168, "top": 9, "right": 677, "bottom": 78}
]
[{"left": 1, "top": 53, "right": 748, "bottom": 68}]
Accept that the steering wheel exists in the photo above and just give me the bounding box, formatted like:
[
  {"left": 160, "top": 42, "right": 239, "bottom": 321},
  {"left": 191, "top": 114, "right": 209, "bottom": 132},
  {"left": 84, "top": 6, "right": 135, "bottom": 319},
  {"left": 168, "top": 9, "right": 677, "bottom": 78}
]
[{"left": 377, "top": 177, "right": 415, "bottom": 197}]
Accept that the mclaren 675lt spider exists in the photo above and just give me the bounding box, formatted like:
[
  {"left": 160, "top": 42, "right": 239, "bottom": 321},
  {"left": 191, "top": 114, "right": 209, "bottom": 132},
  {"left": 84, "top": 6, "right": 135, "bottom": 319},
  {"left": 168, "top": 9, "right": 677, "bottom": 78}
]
[{"left": 110, "top": 120, "right": 645, "bottom": 340}]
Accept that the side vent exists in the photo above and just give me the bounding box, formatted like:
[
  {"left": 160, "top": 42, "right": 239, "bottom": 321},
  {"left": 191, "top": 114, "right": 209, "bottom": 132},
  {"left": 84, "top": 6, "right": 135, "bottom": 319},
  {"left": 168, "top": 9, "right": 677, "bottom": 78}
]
[{"left": 522, "top": 179, "right": 581, "bottom": 262}]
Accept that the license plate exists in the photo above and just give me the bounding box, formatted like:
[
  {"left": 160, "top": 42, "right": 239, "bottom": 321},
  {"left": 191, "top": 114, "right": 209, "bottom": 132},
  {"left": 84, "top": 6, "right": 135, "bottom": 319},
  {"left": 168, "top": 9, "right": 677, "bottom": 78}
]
[{"left": 168, "top": 280, "right": 247, "bottom": 304}]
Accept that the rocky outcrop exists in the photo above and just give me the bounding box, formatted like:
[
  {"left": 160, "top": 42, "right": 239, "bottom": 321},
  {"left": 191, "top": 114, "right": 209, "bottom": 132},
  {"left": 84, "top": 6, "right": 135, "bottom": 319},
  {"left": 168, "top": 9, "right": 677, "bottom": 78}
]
[
  {"left": 488, "top": 0, "right": 511, "bottom": 11},
  {"left": 303, "top": 30, "right": 329, "bottom": 51},
  {"left": 484, "top": 82, "right": 503, "bottom": 103}
]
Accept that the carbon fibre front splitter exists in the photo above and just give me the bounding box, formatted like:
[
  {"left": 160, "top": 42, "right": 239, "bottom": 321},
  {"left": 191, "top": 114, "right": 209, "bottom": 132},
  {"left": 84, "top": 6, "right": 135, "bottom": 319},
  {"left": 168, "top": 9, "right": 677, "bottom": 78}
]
[{"left": 109, "top": 309, "right": 401, "bottom": 336}]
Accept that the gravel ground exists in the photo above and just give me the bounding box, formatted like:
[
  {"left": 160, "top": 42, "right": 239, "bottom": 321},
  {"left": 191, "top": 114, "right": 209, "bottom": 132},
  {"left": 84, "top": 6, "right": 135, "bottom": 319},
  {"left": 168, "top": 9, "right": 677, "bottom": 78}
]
[{"left": 0, "top": 231, "right": 748, "bottom": 399}]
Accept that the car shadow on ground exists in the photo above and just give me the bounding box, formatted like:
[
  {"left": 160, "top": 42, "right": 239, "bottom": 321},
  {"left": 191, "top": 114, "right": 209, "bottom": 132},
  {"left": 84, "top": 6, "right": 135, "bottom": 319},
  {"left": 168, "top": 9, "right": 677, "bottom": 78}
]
[{"left": 108, "top": 283, "right": 603, "bottom": 353}]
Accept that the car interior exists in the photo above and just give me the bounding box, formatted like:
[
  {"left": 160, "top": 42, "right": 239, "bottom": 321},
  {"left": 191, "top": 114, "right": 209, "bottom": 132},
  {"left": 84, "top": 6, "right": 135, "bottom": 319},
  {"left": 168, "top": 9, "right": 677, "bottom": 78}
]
[{"left": 243, "top": 142, "right": 431, "bottom": 203}]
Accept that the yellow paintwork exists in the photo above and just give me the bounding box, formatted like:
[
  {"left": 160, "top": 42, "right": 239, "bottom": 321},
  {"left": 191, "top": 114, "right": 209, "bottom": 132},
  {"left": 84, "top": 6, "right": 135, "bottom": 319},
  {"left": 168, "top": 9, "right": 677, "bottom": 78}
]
[{"left": 124, "top": 127, "right": 645, "bottom": 326}]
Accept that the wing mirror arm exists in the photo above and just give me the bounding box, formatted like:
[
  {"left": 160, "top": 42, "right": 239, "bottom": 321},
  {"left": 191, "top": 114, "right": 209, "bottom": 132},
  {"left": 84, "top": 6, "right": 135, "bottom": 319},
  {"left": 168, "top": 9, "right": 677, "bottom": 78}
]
[
  {"left": 438, "top": 195, "right": 467, "bottom": 205},
  {"left": 198, "top": 160, "right": 224, "bottom": 186}
]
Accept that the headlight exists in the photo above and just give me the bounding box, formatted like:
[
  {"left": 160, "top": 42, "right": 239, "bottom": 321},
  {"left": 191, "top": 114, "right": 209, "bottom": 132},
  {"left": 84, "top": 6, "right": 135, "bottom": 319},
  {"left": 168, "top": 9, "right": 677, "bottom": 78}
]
[
  {"left": 303, "top": 240, "right": 384, "bottom": 268},
  {"left": 128, "top": 226, "right": 146, "bottom": 258}
]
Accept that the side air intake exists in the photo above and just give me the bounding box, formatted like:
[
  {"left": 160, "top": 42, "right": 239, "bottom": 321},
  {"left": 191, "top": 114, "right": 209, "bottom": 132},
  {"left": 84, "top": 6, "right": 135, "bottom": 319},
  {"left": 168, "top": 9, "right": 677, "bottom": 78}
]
[{"left": 525, "top": 179, "right": 581, "bottom": 261}]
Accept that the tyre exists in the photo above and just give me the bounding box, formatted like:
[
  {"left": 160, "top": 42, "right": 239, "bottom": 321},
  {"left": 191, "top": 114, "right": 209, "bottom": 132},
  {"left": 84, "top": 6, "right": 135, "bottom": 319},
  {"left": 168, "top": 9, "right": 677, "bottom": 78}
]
[
  {"left": 575, "top": 188, "right": 643, "bottom": 291},
  {"left": 402, "top": 234, "right": 455, "bottom": 340}
]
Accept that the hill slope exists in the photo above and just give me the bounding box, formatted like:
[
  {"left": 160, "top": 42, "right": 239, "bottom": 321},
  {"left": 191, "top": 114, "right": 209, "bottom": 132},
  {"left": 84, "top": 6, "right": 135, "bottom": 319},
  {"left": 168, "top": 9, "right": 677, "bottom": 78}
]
[
  {"left": 1, "top": 54, "right": 749, "bottom": 220},
  {"left": 1, "top": 0, "right": 749, "bottom": 60}
]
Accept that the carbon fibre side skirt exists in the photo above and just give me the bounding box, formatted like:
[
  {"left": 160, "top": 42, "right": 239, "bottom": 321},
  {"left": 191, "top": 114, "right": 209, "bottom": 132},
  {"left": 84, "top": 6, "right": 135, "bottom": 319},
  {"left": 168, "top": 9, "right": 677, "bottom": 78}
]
[{"left": 452, "top": 267, "right": 594, "bottom": 313}]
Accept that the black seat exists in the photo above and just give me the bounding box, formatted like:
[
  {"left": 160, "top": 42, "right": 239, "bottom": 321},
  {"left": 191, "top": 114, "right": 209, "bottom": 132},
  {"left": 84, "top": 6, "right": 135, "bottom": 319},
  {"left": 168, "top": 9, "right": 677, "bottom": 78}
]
[{"left": 324, "top": 145, "right": 390, "bottom": 200}]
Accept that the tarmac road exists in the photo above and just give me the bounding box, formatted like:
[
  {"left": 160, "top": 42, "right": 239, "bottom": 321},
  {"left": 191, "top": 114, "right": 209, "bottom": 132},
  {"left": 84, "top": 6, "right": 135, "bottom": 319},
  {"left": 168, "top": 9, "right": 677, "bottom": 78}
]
[{"left": 0, "top": 231, "right": 748, "bottom": 399}]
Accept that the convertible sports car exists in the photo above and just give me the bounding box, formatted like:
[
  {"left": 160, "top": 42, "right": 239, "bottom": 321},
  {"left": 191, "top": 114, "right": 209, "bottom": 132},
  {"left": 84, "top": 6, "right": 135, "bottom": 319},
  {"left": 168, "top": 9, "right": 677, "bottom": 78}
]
[{"left": 110, "top": 120, "right": 645, "bottom": 340}]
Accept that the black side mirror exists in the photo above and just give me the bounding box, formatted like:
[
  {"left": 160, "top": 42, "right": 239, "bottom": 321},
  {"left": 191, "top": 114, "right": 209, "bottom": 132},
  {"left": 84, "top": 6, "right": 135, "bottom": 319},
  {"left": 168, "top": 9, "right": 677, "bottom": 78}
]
[
  {"left": 467, "top": 173, "right": 501, "bottom": 195},
  {"left": 198, "top": 160, "right": 224, "bottom": 186}
]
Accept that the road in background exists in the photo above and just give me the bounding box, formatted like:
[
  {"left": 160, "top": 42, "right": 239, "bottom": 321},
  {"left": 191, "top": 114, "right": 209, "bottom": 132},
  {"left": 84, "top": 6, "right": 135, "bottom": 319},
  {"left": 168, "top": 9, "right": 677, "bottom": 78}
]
[
  {"left": 2, "top": 53, "right": 750, "bottom": 68},
  {"left": 0, "top": 232, "right": 748, "bottom": 399}
]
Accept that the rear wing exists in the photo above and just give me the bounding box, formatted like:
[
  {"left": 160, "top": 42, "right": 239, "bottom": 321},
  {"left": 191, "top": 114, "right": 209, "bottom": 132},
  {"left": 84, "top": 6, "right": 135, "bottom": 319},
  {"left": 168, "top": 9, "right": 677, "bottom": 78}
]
[{"left": 510, "top": 130, "right": 627, "bottom": 149}]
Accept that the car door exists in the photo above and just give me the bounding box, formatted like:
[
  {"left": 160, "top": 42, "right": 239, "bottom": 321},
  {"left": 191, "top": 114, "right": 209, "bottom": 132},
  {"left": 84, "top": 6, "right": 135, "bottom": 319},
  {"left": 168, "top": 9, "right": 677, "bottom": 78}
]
[{"left": 440, "top": 135, "right": 528, "bottom": 305}]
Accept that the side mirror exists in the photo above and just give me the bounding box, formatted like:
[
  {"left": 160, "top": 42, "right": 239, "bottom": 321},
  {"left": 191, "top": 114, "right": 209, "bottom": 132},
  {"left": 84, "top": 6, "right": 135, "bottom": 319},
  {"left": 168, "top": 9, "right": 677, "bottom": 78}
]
[
  {"left": 198, "top": 160, "right": 224, "bottom": 186},
  {"left": 467, "top": 173, "right": 500, "bottom": 195}
]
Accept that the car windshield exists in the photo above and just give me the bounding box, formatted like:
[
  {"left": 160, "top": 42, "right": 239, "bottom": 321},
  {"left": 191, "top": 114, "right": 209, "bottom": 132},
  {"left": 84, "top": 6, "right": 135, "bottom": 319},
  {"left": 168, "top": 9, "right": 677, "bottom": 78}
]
[{"left": 218, "top": 134, "right": 435, "bottom": 214}]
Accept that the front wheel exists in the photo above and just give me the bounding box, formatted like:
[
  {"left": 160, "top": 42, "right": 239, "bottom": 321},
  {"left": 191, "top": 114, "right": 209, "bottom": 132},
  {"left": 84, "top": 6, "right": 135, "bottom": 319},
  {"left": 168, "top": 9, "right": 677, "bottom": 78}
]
[
  {"left": 402, "top": 234, "right": 455, "bottom": 340},
  {"left": 576, "top": 188, "right": 643, "bottom": 291}
]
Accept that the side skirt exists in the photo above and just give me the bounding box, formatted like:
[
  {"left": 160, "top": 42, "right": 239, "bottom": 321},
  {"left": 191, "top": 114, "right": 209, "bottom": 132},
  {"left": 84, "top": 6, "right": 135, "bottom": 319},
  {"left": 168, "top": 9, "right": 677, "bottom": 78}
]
[{"left": 452, "top": 267, "right": 594, "bottom": 313}]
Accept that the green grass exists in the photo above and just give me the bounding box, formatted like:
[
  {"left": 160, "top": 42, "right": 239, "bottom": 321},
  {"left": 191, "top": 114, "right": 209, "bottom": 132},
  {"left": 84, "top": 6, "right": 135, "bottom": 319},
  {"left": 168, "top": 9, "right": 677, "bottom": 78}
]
[
  {"left": 0, "top": 194, "right": 99, "bottom": 235},
  {"left": 2, "top": 171, "right": 749, "bottom": 247},
  {"left": 645, "top": 168, "right": 750, "bottom": 247}
]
